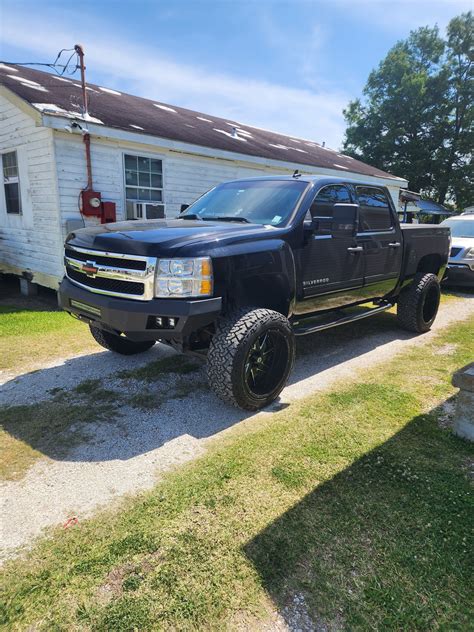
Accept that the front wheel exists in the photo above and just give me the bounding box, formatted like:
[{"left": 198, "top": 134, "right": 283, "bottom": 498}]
[
  {"left": 207, "top": 307, "right": 295, "bottom": 410},
  {"left": 89, "top": 325, "right": 156, "bottom": 355},
  {"left": 397, "top": 273, "right": 441, "bottom": 333}
]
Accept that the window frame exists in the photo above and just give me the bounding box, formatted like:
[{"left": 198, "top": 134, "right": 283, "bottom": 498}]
[
  {"left": 355, "top": 185, "right": 395, "bottom": 233},
  {"left": 122, "top": 151, "right": 165, "bottom": 220},
  {"left": 2, "top": 150, "right": 22, "bottom": 215}
]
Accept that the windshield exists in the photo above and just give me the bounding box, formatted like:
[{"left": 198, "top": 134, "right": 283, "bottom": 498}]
[
  {"left": 440, "top": 218, "right": 474, "bottom": 238},
  {"left": 181, "top": 179, "right": 308, "bottom": 226}
]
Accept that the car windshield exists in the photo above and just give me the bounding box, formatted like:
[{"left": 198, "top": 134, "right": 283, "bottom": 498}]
[
  {"left": 181, "top": 180, "right": 308, "bottom": 226},
  {"left": 440, "top": 218, "right": 474, "bottom": 238}
]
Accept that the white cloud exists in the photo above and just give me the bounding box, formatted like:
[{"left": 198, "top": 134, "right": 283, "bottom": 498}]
[{"left": 0, "top": 9, "right": 350, "bottom": 149}]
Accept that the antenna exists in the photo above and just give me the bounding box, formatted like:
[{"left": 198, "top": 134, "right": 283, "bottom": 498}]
[{"left": 292, "top": 170, "right": 301, "bottom": 178}]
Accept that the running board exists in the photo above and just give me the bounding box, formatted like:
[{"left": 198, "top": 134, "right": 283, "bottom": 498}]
[{"left": 292, "top": 302, "right": 393, "bottom": 336}]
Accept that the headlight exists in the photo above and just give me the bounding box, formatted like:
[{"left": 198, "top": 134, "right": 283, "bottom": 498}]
[
  {"left": 465, "top": 247, "right": 474, "bottom": 259},
  {"left": 155, "top": 257, "right": 213, "bottom": 297}
]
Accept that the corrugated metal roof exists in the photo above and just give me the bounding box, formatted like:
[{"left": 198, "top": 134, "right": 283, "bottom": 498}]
[{"left": 0, "top": 63, "right": 403, "bottom": 181}]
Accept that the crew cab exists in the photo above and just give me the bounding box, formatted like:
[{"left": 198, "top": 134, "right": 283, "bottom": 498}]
[{"left": 59, "top": 176, "right": 450, "bottom": 410}]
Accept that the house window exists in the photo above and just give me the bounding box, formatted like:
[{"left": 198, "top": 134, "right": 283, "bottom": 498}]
[
  {"left": 2, "top": 151, "right": 21, "bottom": 214},
  {"left": 124, "top": 154, "right": 165, "bottom": 220}
]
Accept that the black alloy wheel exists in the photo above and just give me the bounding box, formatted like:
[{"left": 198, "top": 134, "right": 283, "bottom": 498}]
[
  {"left": 207, "top": 307, "right": 295, "bottom": 410},
  {"left": 244, "top": 329, "right": 290, "bottom": 398}
]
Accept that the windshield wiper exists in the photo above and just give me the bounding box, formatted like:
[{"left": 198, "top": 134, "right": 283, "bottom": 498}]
[
  {"left": 201, "top": 216, "right": 251, "bottom": 223},
  {"left": 180, "top": 213, "right": 203, "bottom": 220}
]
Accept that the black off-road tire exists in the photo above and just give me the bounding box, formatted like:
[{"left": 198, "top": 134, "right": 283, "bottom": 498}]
[
  {"left": 207, "top": 307, "right": 295, "bottom": 410},
  {"left": 397, "top": 273, "right": 441, "bottom": 333},
  {"left": 89, "top": 325, "right": 155, "bottom": 355}
]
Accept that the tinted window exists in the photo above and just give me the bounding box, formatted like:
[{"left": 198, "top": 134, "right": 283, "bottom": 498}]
[
  {"left": 311, "top": 185, "right": 351, "bottom": 218},
  {"left": 309, "top": 185, "right": 351, "bottom": 234},
  {"left": 357, "top": 187, "right": 392, "bottom": 231}
]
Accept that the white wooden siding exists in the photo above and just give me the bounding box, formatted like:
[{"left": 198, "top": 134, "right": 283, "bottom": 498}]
[
  {"left": 53, "top": 131, "right": 290, "bottom": 231},
  {"left": 0, "top": 94, "right": 62, "bottom": 287}
]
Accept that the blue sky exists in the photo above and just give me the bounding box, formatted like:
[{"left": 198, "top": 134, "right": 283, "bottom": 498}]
[{"left": 0, "top": 0, "right": 470, "bottom": 149}]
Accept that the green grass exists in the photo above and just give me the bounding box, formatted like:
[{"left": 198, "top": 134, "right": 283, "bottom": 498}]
[
  {"left": 118, "top": 354, "right": 201, "bottom": 381},
  {"left": 0, "top": 384, "right": 121, "bottom": 480},
  {"left": 1, "top": 317, "right": 473, "bottom": 630},
  {"left": 0, "top": 304, "right": 99, "bottom": 373}
]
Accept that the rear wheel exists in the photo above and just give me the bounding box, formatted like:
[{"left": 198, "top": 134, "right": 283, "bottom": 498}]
[
  {"left": 89, "top": 325, "right": 155, "bottom": 355},
  {"left": 207, "top": 307, "right": 295, "bottom": 410},
  {"left": 397, "top": 273, "right": 441, "bottom": 333}
]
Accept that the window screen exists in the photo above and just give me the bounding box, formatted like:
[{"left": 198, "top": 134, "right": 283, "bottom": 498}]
[
  {"left": 2, "top": 151, "right": 21, "bottom": 214},
  {"left": 357, "top": 187, "right": 392, "bottom": 231},
  {"left": 124, "top": 154, "right": 164, "bottom": 219}
]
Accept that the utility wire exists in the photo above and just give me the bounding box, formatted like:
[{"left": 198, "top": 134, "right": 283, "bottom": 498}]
[{"left": 0, "top": 48, "right": 79, "bottom": 76}]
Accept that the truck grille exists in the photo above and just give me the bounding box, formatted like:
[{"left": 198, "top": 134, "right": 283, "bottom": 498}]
[
  {"left": 64, "top": 245, "right": 156, "bottom": 300},
  {"left": 64, "top": 247, "right": 147, "bottom": 271},
  {"left": 66, "top": 268, "right": 144, "bottom": 295}
]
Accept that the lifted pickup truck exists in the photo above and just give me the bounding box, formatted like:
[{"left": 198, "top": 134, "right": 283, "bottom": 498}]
[{"left": 59, "top": 176, "right": 450, "bottom": 410}]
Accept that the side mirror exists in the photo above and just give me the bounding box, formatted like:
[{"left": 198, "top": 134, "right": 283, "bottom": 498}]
[
  {"left": 332, "top": 203, "right": 359, "bottom": 238},
  {"left": 180, "top": 204, "right": 189, "bottom": 214}
]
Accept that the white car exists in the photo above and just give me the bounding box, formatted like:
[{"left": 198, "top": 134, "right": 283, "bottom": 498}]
[{"left": 441, "top": 214, "right": 474, "bottom": 287}]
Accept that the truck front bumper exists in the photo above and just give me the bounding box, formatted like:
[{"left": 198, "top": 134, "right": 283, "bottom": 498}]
[{"left": 58, "top": 277, "right": 222, "bottom": 341}]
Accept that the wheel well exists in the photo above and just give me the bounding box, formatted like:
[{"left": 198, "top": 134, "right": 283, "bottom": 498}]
[
  {"left": 226, "top": 274, "right": 291, "bottom": 316},
  {"left": 416, "top": 254, "right": 443, "bottom": 276}
]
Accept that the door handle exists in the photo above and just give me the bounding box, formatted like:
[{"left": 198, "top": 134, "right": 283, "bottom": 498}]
[
  {"left": 388, "top": 242, "right": 401, "bottom": 248},
  {"left": 347, "top": 246, "right": 363, "bottom": 253}
]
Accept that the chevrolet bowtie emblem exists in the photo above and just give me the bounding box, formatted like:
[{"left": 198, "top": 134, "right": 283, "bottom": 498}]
[{"left": 81, "top": 262, "right": 98, "bottom": 277}]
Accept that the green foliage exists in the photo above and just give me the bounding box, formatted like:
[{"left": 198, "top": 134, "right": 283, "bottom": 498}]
[{"left": 343, "top": 12, "right": 473, "bottom": 209}]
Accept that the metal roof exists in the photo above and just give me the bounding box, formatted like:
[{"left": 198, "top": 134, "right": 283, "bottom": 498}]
[{"left": 0, "top": 63, "right": 403, "bottom": 182}]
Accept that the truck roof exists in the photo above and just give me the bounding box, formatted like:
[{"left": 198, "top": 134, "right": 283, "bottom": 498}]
[{"left": 215, "top": 175, "right": 393, "bottom": 188}]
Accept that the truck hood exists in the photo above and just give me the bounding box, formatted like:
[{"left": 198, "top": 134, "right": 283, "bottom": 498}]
[{"left": 66, "top": 218, "right": 277, "bottom": 257}]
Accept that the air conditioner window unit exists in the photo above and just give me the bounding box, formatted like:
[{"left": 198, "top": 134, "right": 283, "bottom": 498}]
[{"left": 133, "top": 202, "right": 165, "bottom": 220}]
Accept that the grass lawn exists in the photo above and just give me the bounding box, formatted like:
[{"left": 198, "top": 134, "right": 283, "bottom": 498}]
[
  {"left": 0, "top": 302, "right": 99, "bottom": 374},
  {"left": 1, "top": 316, "right": 473, "bottom": 630}
]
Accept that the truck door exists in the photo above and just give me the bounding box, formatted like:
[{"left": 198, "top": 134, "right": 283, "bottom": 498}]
[
  {"left": 296, "top": 184, "right": 365, "bottom": 313},
  {"left": 354, "top": 186, "right": 403, "bottom": 300}
]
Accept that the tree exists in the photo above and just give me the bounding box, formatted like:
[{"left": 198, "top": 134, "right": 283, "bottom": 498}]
[{"left": 343, "top": 12, "right": 473, "bottom": 209}]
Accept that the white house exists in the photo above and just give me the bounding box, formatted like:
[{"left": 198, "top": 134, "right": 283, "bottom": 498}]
[{"left": 0, "top": 63, "right": 408, "bottom": 291}]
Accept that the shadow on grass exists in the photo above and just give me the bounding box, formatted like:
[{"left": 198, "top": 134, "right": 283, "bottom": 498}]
[{"left": 244, "top": 406, "right": 473, "bottom": 630}]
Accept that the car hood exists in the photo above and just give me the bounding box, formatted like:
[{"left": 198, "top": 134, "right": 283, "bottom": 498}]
[{"left": 66, "top": 218, "right": 277, "bottom": 257}]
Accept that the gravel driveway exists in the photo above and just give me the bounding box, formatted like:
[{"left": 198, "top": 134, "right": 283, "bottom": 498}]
[{"left": 1, "top": 296, "right": 473, "bottom": 561}]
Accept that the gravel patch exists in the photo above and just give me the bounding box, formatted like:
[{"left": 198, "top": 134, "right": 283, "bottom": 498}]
[{"left": 1, "top": 296, "right": 473, "bottom": 561}]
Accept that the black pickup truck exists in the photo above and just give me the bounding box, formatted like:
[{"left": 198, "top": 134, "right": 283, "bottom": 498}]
[{"left": 59, "top": 176, "right": 450, "bottom": 410}]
